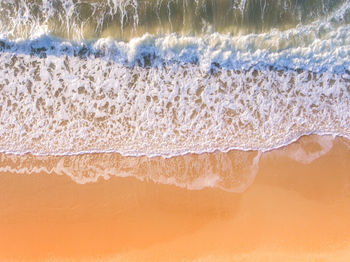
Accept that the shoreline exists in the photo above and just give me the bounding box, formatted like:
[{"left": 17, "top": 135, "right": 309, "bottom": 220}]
[
  {"left": 0, "top": 131, "right": 347, "bottom": 158},
  {"left": 0, "top": 134, "right": 345, "bottom": 191}
]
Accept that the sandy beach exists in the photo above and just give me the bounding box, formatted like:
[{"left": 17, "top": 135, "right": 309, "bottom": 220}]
[
  {"left": 1, "top": 0, "right": 350, "bottom": 260},
  {"left": 0, "top": 135, "right": 349, "bottom": 261}
]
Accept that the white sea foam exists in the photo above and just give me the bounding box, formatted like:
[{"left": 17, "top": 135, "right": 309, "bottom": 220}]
[{"left": 0, "top": 49, "right": 349, "bottom": 157}]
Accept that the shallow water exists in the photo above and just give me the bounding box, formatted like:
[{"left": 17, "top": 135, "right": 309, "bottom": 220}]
[{"left": 0, "top": 135, "right": 345, "bottom": 191}]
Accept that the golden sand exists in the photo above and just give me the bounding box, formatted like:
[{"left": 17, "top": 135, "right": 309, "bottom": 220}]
[{"left": 0, "top": 135, "right": 350, "bottom": 261}]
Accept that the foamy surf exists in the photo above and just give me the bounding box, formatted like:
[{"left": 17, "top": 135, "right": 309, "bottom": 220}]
[{"left": 0, "top": 45, "right": 349, "bottom": 157}]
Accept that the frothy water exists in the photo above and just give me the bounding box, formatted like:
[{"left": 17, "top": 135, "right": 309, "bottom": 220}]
[
  {"left": 0, "top": 43, "right": 349, "bottom": 156},
  {"left": 0, "top": 0, "right": 350, "bottom": 189}
]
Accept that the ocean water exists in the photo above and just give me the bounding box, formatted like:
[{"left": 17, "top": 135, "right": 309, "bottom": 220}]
[{"left": 0, "top": 0, "right": 349, "bottom": 190}]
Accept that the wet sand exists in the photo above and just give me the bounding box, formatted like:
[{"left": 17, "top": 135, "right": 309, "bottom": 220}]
[{"left": 0, "top": 136, "right": 350, "bottom": 261}]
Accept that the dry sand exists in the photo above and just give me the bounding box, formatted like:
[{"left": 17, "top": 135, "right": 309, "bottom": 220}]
[{"left": 0, "top": 135, "right": 350, "bottom": 261}]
